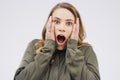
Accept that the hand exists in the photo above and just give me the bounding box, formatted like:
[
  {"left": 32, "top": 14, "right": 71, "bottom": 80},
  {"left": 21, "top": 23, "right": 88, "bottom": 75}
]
[
  {"left": 45, "top": 16, "right": 55, "bottom": 40},
  {"left": 70, "top": 18, "right": 79, "bottom": 41}
]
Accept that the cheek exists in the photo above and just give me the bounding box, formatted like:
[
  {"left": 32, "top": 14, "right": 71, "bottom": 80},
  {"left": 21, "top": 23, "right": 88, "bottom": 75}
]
[
  {"left": 54, "top": 26, "right": 59, "bottom": 35},
  {"left": 66, "top": 27, "right": 73, "bottom": 37},
  {"left": 68, "top": 26, "right": 73, "bottom": 33},
  {"left": 54, "top": 27, "right": 57, "bottom": 34}
]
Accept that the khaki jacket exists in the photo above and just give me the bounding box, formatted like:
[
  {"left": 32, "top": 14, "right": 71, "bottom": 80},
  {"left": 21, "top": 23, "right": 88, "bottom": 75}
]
[{"left": 14, "top": 39, "right": 100, "bottom": 80}]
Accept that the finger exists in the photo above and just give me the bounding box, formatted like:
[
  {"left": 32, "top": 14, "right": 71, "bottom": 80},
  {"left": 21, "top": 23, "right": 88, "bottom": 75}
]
[
  {"left": 76, "top": 18, "right": 79, "bottom": 33},
  {"left": 72, "top": 24, "right": 76, "bottom": 34},
  {"left": 46, "top": 16, "right": 52, "bottom": 32},
  {"left": 72, "top": 18, "right": 79, "bottom": 33},
  {"left": 51, "top": 22, "right": 55, "bottom": 32},
  {"left": 71, "top": 18, "right": 79, "bottom": 40},
  {"left": 70, "top": 24, "right": 76, "bottom": 39}
]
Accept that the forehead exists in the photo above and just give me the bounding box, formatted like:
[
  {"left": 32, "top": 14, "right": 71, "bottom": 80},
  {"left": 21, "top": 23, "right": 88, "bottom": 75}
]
[{"left": 52, "top": 8, "right": 75, "bottom": 21}]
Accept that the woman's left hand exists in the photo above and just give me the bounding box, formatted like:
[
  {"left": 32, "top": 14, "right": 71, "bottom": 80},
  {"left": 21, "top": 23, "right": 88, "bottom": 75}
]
[{"left": 70, "top": 18, "right": 79, "bottom": 41}]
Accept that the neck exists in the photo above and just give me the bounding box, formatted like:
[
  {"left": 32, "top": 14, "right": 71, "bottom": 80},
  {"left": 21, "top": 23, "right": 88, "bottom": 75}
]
[{"left": 57, "top": 45, "right": 65, "bottom": 50}]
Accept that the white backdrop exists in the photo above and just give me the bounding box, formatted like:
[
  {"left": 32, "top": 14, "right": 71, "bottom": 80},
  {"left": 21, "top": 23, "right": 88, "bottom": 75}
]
[{"left": 0, "top": 0, "right": 120, "bottom": 80}]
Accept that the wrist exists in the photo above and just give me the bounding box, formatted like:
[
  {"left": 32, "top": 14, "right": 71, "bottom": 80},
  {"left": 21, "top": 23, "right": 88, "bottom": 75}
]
[
  {"left": 44, "top": 39, "right": 55, "bottom": 50},
  {"left": 67, "top": 39, "right": 78, "bottom": 49}
]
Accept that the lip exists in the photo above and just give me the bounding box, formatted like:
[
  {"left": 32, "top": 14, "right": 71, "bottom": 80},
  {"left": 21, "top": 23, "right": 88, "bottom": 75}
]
[{"left": 56, "top": 34, "right": 66, "bottom": 46}]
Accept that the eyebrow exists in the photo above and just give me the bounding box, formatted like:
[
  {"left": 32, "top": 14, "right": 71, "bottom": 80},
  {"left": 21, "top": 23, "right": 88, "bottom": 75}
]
[
  {"left": 66, "top": 19, "right": 74, "bottom": 22},
  {"left": 53, "top": 17, "right": 74, "bottom": 22},
  {"left": 54, "top": 17, "right": 60, "bottom": 20}
]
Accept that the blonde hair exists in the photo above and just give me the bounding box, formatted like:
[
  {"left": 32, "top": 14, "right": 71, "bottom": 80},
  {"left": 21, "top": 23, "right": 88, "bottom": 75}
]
[{"left": 35, "top": 2, "right": 88, "bottom": 54}]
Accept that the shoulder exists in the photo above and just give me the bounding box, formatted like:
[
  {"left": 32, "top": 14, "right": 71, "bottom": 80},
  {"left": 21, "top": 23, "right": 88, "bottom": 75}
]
[
  {"left": 30, "top": 39, "right": 40, "bottom": 45},
  {"left": 78, "top": 43, "right": 92, "bottom": 51},
  {"left": 27, "top": 39, "right": 41, "bottom": 50},
  {"left": 78, "top": 43, "right": 95, "bottom": 56},
  {"left": 30, "top": 39, "right": 45, "bottom": 54}
]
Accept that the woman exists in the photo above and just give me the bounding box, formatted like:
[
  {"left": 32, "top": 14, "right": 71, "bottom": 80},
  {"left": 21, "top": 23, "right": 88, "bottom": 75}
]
[{"left": 14, "top": 2, "right": 100, "bottom": 80}]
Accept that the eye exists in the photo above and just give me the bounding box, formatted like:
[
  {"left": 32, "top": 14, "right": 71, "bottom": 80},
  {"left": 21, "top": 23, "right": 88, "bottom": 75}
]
[
  {"left": 66, "top": 22, "right": 73, "bottom": 26},
  {"left": 53, "top": 20, "right": 60, "bottom": 25}
]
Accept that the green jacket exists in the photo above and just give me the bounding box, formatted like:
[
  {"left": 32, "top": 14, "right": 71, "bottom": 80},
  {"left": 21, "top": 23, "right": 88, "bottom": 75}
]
[{"left": 14, "top": 39, "right": 100, "bottom": 80}]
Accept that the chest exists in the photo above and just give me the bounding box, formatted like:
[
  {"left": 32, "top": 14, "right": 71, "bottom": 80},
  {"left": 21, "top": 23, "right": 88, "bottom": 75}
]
[{"left": 43, "top": 53, "right": 71, "bottom": 80}]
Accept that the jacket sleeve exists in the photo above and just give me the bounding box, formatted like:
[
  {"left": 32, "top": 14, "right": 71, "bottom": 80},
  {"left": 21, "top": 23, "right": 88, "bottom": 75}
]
[
  {"left": 66, "top": 39, "right": 100, "bottom": 80},
  {"left": 14, "top": 39, "right": 55, "bottom": 80}
]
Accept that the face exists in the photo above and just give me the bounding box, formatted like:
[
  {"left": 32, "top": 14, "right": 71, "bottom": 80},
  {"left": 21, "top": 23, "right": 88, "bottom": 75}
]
[{"left": 52, "top": 8, "right": 75, "bottom": 50}]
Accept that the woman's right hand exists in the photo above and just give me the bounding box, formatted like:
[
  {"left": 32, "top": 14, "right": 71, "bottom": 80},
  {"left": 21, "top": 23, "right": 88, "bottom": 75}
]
[{"left": 45, "top": 16, "right": 55, "bottom": 41}]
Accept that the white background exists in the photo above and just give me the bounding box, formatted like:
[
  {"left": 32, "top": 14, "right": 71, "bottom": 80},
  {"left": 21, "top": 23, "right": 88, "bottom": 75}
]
[{"left": 0, "top": 0, "right": 120, "bottom": 80}]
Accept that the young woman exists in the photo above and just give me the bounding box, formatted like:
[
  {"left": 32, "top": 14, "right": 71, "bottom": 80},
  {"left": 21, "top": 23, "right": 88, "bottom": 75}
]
[{"left": 14, "top": 2, "right": 100, "bottom": 80}]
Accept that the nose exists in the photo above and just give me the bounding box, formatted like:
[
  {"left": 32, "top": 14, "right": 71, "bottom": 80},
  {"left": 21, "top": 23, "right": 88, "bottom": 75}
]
[{"left": 58, "top": 23, "right": 65, "bottom": 32}]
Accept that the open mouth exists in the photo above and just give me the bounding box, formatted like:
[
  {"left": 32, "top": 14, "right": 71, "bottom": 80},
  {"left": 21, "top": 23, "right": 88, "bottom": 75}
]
[{"left": 57, "top": 34, "right": 66, "bottom": 44}]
